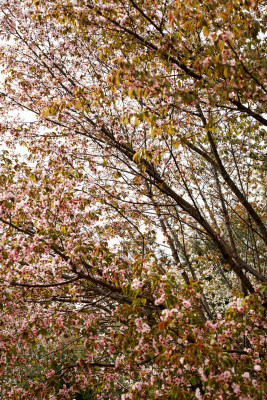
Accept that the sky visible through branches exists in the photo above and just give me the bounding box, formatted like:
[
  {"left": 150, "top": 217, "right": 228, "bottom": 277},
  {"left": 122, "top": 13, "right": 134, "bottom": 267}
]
[{"left": 0, "top": 1, "right": 266, "bottom": 399}]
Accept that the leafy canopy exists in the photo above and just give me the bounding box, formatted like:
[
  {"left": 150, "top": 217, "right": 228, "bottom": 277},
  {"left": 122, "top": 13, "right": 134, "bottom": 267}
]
[{"left": 0, "top": 0, "right": 266, "bottom": 399}]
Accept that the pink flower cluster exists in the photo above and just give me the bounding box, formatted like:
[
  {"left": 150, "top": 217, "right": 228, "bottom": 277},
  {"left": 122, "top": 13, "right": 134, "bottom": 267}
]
[
  {"left": 216, "top": 30, "right": 234, "bottom": 40},
  {"left": 131, "top": 278, "right": 144, "bottom": 290},
  {"left": 135, "top": 318, "right": 150, "bottom": 333}
]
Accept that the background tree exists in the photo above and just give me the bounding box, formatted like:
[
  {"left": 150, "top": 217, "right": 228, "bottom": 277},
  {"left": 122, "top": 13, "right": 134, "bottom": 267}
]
[{"left": 0, "top": 0, "right": 266, "bottom": 399}]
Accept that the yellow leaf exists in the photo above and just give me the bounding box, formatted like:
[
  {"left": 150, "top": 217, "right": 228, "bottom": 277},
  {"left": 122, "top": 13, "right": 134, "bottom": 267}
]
[
  {"left": 134, "top": 117, "right": 139, "bottom": 126},
  {"left": 203, "top": 26, "right": 209, "bottom": 36},
  {"left": 133, "top": 152, "right": 139, "bottom": 162},
  {"left": 42, "top": 107, "right": 50, "bottom": 117},
  {"left": 75, "top": 100, "right": 82, "bottom": 109},
  {"left": 61, "top": 225, "right": 67, "bottom": 234},
  {"left": 218, "top": 41, "right": 225, "bottom": 52},
  {"left": 30, "top": 173, "right": 36, "bottom": 182},
  {"left": 137, "top": 87, "right": 142, "bottom": 100},
  {"left": 150, "top": 127, "right": 156, "bottom": 139}
]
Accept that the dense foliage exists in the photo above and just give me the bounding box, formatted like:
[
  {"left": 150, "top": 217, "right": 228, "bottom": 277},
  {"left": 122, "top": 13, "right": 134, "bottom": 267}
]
[{"left": 0, "top": 0, "right": 266, "bottom": 398}]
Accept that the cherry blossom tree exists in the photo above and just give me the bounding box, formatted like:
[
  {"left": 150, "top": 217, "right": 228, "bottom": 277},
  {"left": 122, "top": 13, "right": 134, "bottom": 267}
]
[{"left": 0, "top": 0, "right": 266, "bottom": 399}]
